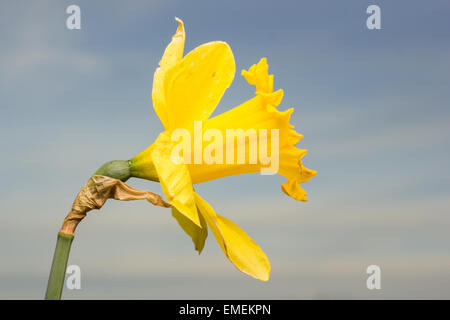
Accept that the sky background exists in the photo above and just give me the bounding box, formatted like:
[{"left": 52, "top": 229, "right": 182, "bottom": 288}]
[{"left": 1, "top": 0, "right": 450, "bottom": 299}]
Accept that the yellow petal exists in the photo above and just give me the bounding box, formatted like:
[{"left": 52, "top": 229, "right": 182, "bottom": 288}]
[
  {"left": 172, "top": 206, "right": 208, "bottom": 254},
  {"left": 163, "top": 41, "right": 235, "bottom": 130},
  {"left": 152, "top": 17, "right": 185, "bottom": 129},
  {"left": 194, "top": 193, "right": 270, "bottom": 281},
  {"left": 151, "top": 131, "right": 201, "bottom": 227}
]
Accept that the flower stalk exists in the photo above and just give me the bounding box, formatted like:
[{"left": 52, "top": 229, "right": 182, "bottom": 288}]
[
  {"left": 45, "top": 160, "right": 167, "bottom": 300},
  {"left": 45, "top": 232, "right": 74, "bottom": 300},
  {"left": 45, "top": 160, "right": 128, "bottom": 300}
]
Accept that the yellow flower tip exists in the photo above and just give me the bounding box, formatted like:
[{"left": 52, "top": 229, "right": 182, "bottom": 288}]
[
  {"left": 174, "top": 17, "right": 185, "bottom": 37},
  {"left": 300, "top": 165, "right": 317, "bottom": 183},
  {"left": 280, "top": 107, "right": 293, "bottom": 123},
  {"left": 242, "top": 57, "right": 273, "bottom": 93},
  {"left": 247, "top": 259, "right": 271, "bottom": 282},
  {"left": 152, "top": 17, "right": 186, "bottom": 128},
  {"left": 293, "top": 131, "right": 304, "bottom": 141},
  {"left": 259, "top": 270, "right": 270, "bottom": 282},
  {"left": 158, "top": 18, "right": 185, "bottom": 68},
  {"left": 298, "top": 148, "right": 308, "bottom": 159},
  {"left": 305, "top": 167, "right": 318, "bottom": 177},
  {"left": 281, "top": 180, "right": 308, "bottom": 201},
  {"left": 281, "top": 163, "right": 317, "bottom": 202}
]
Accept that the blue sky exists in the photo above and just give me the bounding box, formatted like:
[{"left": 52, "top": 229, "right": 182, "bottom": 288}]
[{"left": 1, "top": 0, "right": 450, "bottom": 299}]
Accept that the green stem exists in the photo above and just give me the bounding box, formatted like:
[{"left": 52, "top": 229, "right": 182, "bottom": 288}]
[
  {"left": 45, "top": 232, "right": 74, "bottom": 300},
  {"left": 45, "top": 159, "right": 132, "bottom": 300}
]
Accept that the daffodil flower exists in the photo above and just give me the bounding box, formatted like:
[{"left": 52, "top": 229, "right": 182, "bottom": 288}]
[
  {"left": 47, "top": 18, "right": 316, "bottom": 300},
  {"left": 128, "top": 18, "right": 316, "bottom": 281}
]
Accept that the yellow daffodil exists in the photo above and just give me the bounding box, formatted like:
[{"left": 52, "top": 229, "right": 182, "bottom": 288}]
[{"left": 129, "top": 18, "right": 316, "bottom": 281}]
